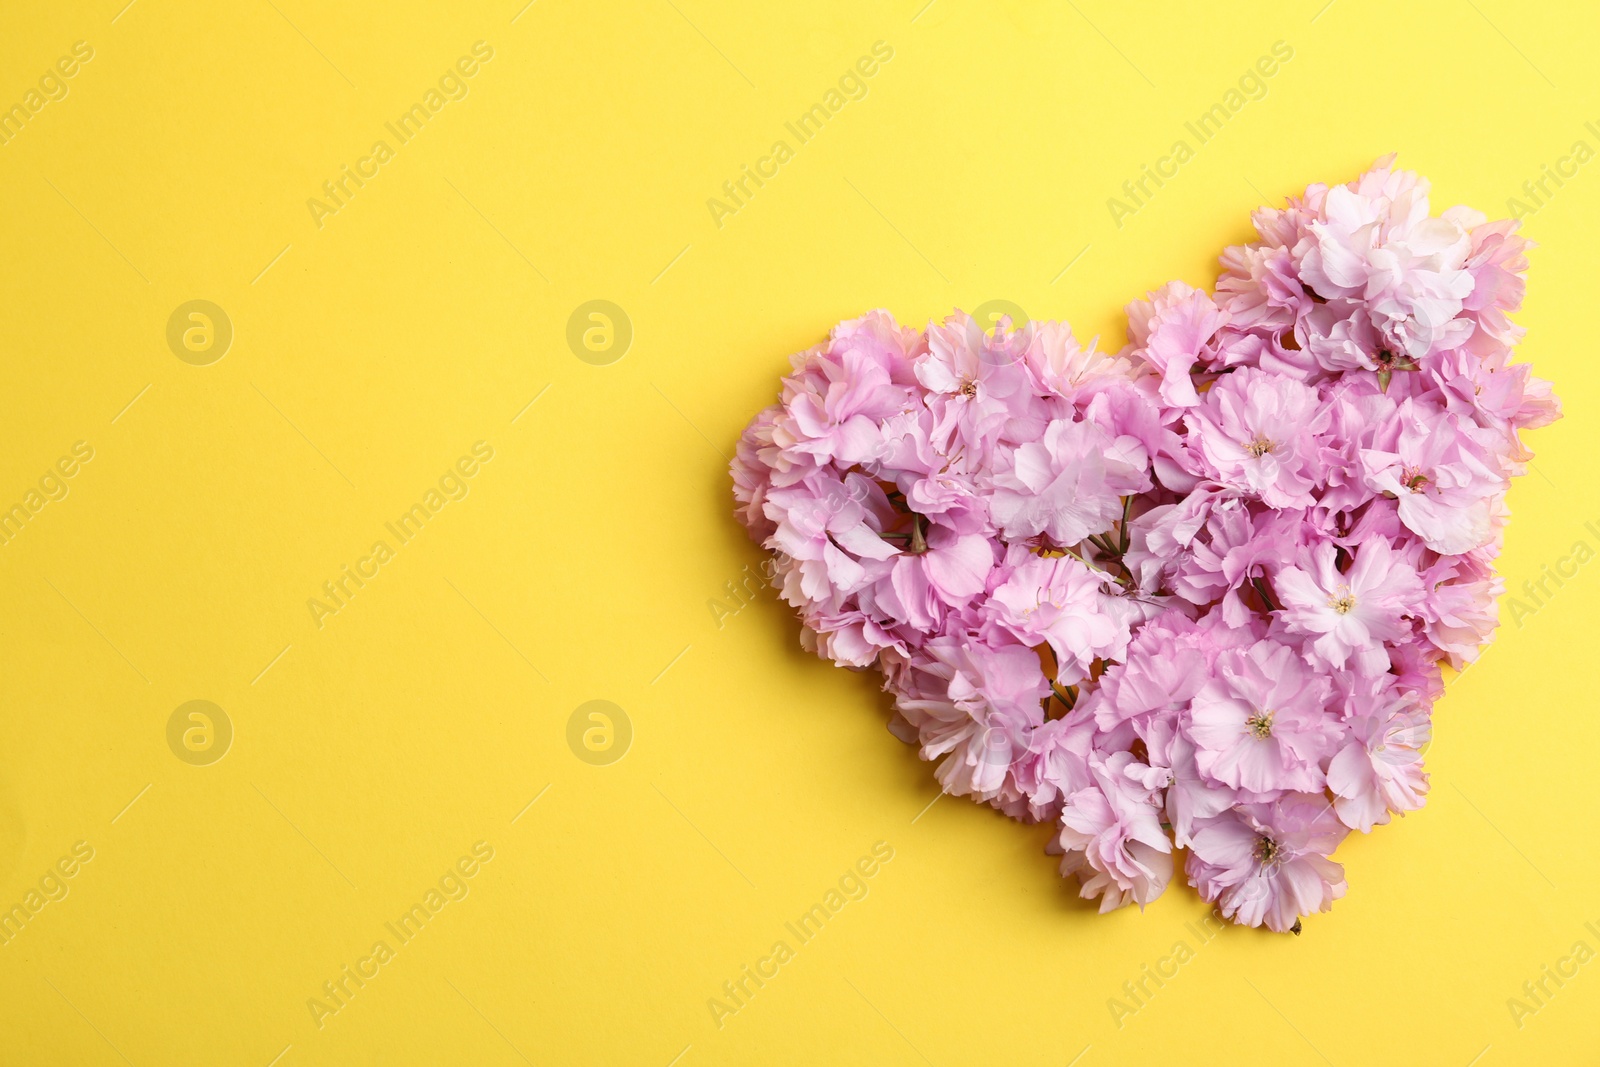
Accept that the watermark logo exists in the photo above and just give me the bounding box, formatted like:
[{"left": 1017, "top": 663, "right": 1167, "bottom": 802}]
[
  {"left": 567, "top": 700, "right": 632, "bottom": 766},
  {"left": 1507, "top": 921, "right": 1600, "bottom": 1029},
  {"left": 308, "top": 842, "right": 495, "bottom": 1030},
  {"left": 1506, "top": 126, "right": 1600, "bottom": 220},
  {"left": 0, "top": 41, "right": 94, "bottom": 148},
  {"left": 566, "top": 300, "right": 632, "bottom": 366},
  {"left": 1504, "top": 519, "right": 1600, "bottom": 629},
  {"left": 0, "top": 841, "right": 94, "bottom": 947},
  {"left": 0, "top": 440, "right": 94, "bottom": 548},
  {"left": 967, "top": 299, "right": 1033, "bottom": 368},
  {"left": 709, "top": 557, "right": 780, "bottom": 629},
  {"left": 166, "top": 300, "right": 233, "bottom": 366},
  {"left": 1107, "top": 40, "right": 1294, "bottom": 229},
  {"left": 707, "top": 842, "right": 894, "bottom": 1029},
  {"left": 306, "top": 42, "right": 495, "bottom": 230},
  {"left": 1106, "top": 909, "right": 1229, "bottom": 1028},
  {"left": 706, "top": 41, "right": 895, "bottom": 230},
  {"left": 167, "top": 700, "right": 232, "bottom": 766},
  {"left": 307, "top": 442, "right": 495, "bottom": 629}
]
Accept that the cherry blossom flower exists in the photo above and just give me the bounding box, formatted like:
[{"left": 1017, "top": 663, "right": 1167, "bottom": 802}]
[
  {"left": 988, "top": 418, "right": 1150, "bottom": 544},
  {"left": 980, "top": 554, "right": 1128, "bottom": 685},
  {"left": 1276, "top": 537, "right": 1424, "bottom": 670},
  {"left": 730, "top": 159, "right": 1559, "bottom": 932},
  {"left": 1186, "top": 367, "right": 1329, "bottom": 508},
  {"left": 1058, "top": 753, "right": 1174, "bottom": 911},
  {"left": 1326, "top": 683, "right": 1430, "bottom": 832},
  {"left": 1188, "top": 639, "right": 1340, "bottom": 794},
  {"left": 1186, "top": 794, "right": 1349, "bottom": 932}
]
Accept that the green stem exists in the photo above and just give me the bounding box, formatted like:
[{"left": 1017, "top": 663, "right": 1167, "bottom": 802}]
[
  {"left": 909, "top": 513, "right": 927, "bottom": 555},
  {"left": 1061, "top": 547, "right": 1132, "bottom": 589}
]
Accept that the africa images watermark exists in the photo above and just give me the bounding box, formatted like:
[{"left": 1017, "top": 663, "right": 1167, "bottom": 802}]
[
  {"left": 307, "top": 841, "right": 496, "bottom": 1030},
  {"left": 1105, "top": 908, "right": 1229, "bottom": 1028},
  {"left": 1501, "top": 516, "right": 1600, "bottom": 629},
  {"left": 706, "top": 41, "right": 896, "bottom": 230},
  {"left": 0, "top": 441, "right": 95, "bottom": 548},
  {"left": 305, "top": 41, "right": 495, "bottom": 230},
  {"left": 1505, "top": 918, "right": 1600, "bottom": 1030},
  {"left": 706, "top": 841, "right": 895, "bottom": 1029},
  {"left": 0, "top": 840, "right": 95, "bottom": 948},
  {"left": 307, "top": 441, "right": 495, "bottom": 629},
  {"left": 707, "top": 556, "right": 781, "bottom": 630},
  {"left": 0, "top": 40, "right": 95, "bottom": 148},
  {"left": 1504, "top": 121, "right": 1600, "bottom": 220},
  {"left": 1107, "top": 40, "right": 1295, "bottom": 229}
]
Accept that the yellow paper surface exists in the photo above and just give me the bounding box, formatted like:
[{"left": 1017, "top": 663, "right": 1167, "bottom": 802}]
[{"left": 0, "top": 1, "right": 1594, "bottom": 1063}]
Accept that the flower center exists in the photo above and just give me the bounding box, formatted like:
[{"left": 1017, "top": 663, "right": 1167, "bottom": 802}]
[
  {"left": 1254, "top": 835, "right": 1284, "bottom": 866},
  {"left": 1401, "top": 466, "right": 1429, "bottom": 493},
  {"left": 1328, "top": 587, "right": 1356, "bottom": 615},
  {"left": 1244, "top": 436, "right": 1275, "bottom": 458},
  {"left": 959, "top": 379, "right": 978, "bottom": 397},
  {"left": 1245, "top": 710, "right": 1275, "bottom": 739}
]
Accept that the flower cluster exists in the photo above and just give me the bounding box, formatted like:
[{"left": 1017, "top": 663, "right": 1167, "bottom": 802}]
[{"left": 731, "top": 159, "right": 1559, "bottom": 932}]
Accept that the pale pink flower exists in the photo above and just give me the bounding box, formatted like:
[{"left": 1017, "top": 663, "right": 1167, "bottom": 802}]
[
  {"left": 1417, "top": 555, "right": 1503, "bottom": 667},
  {"left": 891, "top": 638, "right": 1048, "bottom": 803},
  {"left": 1186, "top": 367, "right": 1329, "bottom": 508},
  {"left": 1296, "top": 164, "right": 1476, "bottom": 360},
  {"left": 988, "top": 418, "right": 1149, "bottom": 545},
  {"left": 1124, "top": 282, "right": 1226, "bottom": 408},
  {"left": 1360, "top": 398, "right": 1507, "bottom": 554},
  {"left": 1186, "top": 794, "right": 1348, "bottom": 932},
  {"left": 1008, "top": 715, "right": 1095, "bottom": 823},
  {"left": 1326, "top": 685, "right": 1430, "bottom": 832},
  {"left": 1276, "top": 537, "right": 1424, "bottom": 670},
  {"left": 1187, "top": 639, "right": 1340, "bottom": 794},
  {"left": 980, "top": 555, "right": 1128, "bottom": 684},
  {"left": 1021, "top": 320, "right": 1136, "bottom": 401},
  {"left": 1057, "top": 753, "right": 1173, "bottom": 911}
]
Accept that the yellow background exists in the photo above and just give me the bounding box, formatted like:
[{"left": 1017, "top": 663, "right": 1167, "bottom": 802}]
[{"left": 0, "top": 0, "right": 1594, "bottom": 1063}]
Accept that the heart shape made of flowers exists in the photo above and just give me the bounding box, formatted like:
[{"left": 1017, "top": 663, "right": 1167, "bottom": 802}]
[{"left": 730, "top": 158, "right": 1560, "bottom": 933}]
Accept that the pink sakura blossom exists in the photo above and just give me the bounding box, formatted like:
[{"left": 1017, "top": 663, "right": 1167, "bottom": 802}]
[
  {"left": 988, "top": 418, "right": 1150, "bottom": 544},
  {"left": 1296, "top": 162, "right": 1476, "bottom": 361},
  {"left": 1057, "top": 753, "right": 1174, "bottom": 911},
  {"left": 1020, "top": 320, "right": 1136, "bottom": 401},
  {"left": 980, "top": 554, "right": 1128, "bottom": 685},
  {"left": 1186, "top": 793, "right": 1349, "bottom": 932},
  {"left": 1326, "top": 683, "right": 1431, "bottom": 832},
  {"left": 1187, "top": 638, "right": 1340, "bottom": 793},
  {"left": 889, "top": 637, "right": 1048, "bottom": 805},
  {"left": 1360, "top": 397, "right": 1507, "bottom": 554},
  {"left": 1162, "top": 731, "right": 1238, "bottom": 849},
  {"left": 1276, "top": 537, "right": 1424, "bottom": 671},
  {"left": 1415, "top": 553, "right": 1503, "bottom": 667},
  {"left": 1186, "top": 367, "right": 1329, "bottom": 509},
  {"left": 731, "top": 158, "right": 1559, "bottom": 933},
  {"left": 1124, "top": 281, "right": 1225, "bottom": 408},
  {"left": 1005, "top": 715, "right": 1095, "bottom": 823}
]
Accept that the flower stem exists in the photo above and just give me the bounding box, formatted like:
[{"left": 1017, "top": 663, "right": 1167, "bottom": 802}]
[
  {"left": 1062, "top": 546, "right": 1133, "bottom": 590},
  {"left": 1089, "top": 533, "right": 1119, "bottom": 558}
]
